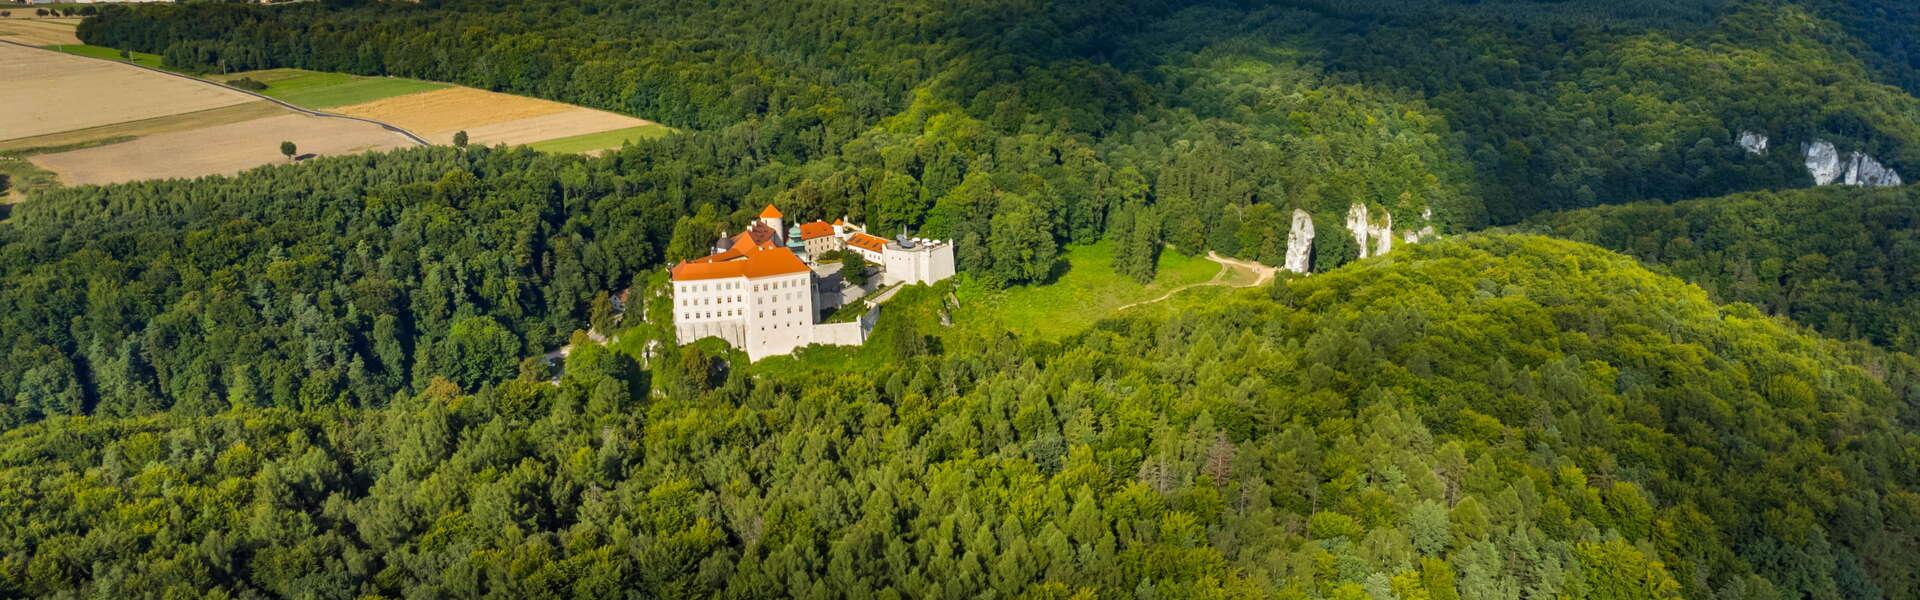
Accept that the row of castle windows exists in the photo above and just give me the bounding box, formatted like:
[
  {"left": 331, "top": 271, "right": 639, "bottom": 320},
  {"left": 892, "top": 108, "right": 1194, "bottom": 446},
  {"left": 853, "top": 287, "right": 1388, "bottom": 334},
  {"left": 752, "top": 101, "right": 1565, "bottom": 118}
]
[{"left": 679, "top": 305, "right": 805, "bottom": 322}]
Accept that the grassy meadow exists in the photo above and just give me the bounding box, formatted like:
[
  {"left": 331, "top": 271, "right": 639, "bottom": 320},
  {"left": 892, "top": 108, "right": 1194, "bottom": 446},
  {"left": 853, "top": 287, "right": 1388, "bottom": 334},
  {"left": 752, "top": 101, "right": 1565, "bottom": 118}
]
[
  {"left": 46, "top": 44, "right": 162, "bottom": 69},
  {"left": 526, "top": 123, "right": 675, "bottom": 154},
  {"left": 212, "top": 68, "right": 446, "bottom": 109}
]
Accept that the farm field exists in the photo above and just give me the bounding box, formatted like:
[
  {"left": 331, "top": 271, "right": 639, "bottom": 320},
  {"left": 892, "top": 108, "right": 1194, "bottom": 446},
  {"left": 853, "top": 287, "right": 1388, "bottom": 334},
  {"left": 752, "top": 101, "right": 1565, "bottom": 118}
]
[
  {"left": 0, "top": 43, "right": 253, "bottom": 141},
  {"left": 527, "top": 123, "right": 675, "bottom": 154},
  {"left": 2, "top": 44, "right": 415, "bottom": 194},
  {"left": 29, "top": 113, "right": 411, "bottom": 185},
  {"left": 331, "top": 86, "right": 659, "bottom": 148},
  {"left": 209, "top": 68, "right": 445, "bottom": 109},
  {"left": 0, "top": 18, "right": 80, "bottom": 46},
  {"left": 46, "top": 43, "right": 163, "bottom": 68},
  {"left": 216, "top": 68, "right": 669, "bottom": 152},
  {"left": 0, "top": 102, "right": 285, "bottom": 153}
]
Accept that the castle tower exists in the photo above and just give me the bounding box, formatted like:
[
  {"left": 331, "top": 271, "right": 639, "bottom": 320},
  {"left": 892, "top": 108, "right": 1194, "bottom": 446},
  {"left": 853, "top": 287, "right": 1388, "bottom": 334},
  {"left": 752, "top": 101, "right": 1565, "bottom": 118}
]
[{"left": 758, "top": 204, "right": 784, "bottom": 242}]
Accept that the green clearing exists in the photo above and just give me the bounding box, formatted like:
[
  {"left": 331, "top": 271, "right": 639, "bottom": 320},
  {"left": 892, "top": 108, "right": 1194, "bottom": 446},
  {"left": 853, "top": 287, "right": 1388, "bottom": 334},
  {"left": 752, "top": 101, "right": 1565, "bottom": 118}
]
[
  {"left": 750, "top": 241, "right": 1229, "bottom": 375},
  {"left": 526, "top": 123, "right": 675, "bottom": 154},
  {"left": 210, "top": 68, "right": 445, "bottom": 109},
  {"left": 951, "top": 241, "right": 1222, "bottom": 340},
  {"left": 46, "top": 44, "right": 163, "bottom": 69}
]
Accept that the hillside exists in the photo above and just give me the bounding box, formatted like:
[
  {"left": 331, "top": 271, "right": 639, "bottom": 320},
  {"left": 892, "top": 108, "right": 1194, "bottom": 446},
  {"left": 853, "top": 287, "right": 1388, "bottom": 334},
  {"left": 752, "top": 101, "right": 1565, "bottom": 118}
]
[
  {"left": 72, "top": 0, "right": 1920, "bottom": 241},
  {"left": 8, "top": 1, "right": 1920, "bottom": 597},
  {"left": 1526, "top": 186, "right": 1920, "bottom": 354},
  {"left": 2, "top": 235, "right": 1916, "bottom": 598}
]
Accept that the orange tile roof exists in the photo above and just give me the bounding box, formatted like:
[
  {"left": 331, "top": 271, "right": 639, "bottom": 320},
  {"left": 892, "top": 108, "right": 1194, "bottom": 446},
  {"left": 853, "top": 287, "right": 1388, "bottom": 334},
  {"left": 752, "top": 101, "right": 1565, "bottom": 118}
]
[
  {"left": 759, "top": 204, "right": 782, "bottom": 219},
  {"left": 672, "top": 228, "right": 810, "bottom": 281},
  {"left": 798, "top": 220, "right": 835, "bottom": 240},
  {"left": 847, "top": 232, "right": 890, "bottom": 253}
]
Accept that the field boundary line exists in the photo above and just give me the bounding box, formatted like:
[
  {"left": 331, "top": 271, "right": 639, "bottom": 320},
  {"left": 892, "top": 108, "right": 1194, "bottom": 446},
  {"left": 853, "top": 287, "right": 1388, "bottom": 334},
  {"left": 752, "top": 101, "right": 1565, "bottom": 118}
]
[{"left": 3, "top": 39, "right": 432, "bottom": 147}]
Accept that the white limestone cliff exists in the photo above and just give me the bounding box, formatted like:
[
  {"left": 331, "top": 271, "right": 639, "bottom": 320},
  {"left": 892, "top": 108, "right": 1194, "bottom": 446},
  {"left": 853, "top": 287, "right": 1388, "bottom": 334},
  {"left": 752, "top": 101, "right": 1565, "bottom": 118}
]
[
  {"left": 1844, "top": 153, "right": 1903, "bottom": 186},
  {"left": 1284, "top": 208, "right": 1314, "bottom": 274},
  {"left": 1802, "top": 140, "right": 1902, "bottom": 187},
  {"left": 1346, "top": 203, "right": 1372, "bottom": 258},
  {"left": 1346, "top": 203, "right": 1395, "bottom": 259},
  {"left": 1805, "top": 140, "right": 1846, "bottom": 185},
  {"left": 1738, "top": 131, "right": 1769, "bottom": 155},
  {"left": 1370, "top": 211, "right": 1393, "bottom": 257}
]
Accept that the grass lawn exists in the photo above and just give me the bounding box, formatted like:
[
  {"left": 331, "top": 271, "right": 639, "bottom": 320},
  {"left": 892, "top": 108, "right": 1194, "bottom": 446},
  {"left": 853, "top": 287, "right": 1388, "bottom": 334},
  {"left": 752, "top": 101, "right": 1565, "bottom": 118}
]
[
  {"left": 47, "top": 44, "right": 164, "bottom": 69},
  {"left": 527, "top": 123, "right": 675, "bottom": 154},
  {"left": 212, "top": 68, "right": 446, "bottom": 109},
  {"left": 750, "top": 241, "right": 1229, "bottom": 375},
  {"left": 951, "top": 240, "right": 1222, "bottom": 341}
]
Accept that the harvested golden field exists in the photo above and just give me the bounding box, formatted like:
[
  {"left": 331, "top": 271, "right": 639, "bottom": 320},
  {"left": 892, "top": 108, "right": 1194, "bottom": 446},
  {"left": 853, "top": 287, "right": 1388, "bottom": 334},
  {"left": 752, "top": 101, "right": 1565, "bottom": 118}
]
[
  {"left": 451, "top": 107, "right": 653, "bottom": 146},
  {"left": 0, "top": 101, "right": 285, "bottom": 153},
  {"left": 0, "top": 43, "right": 253, "bottom": 141},
  {"left": 333, "top": 86, "right": 653, "bottom": 146},
  {"left": 29, "top": 113, "right": 414, "bottom": 186},
  {"left": 0, "top": 18, "right": 81, "bottom": 46},
  {"left": 334, "top": 87, "right": 573, "bottom": 135}
]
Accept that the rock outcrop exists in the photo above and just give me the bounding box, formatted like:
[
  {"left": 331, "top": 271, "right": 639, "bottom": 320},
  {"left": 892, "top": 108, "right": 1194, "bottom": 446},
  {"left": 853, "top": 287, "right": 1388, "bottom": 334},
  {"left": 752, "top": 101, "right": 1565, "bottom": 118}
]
[
  {"left": 1402, "top": 207, "right": 1438, "bottom": 243},
  {"left": 1346, "top": 203, "right": 1394, "bottom": 259},
  {"left": 1739, "top": 131, "right": 1769, "bottom": 155},
  {"left": 1843, "top": 153, "right": 1903, "bottom": 186},
  {"left": 1802, "top": 140, "right": 1903, "bottom": 187},
  {"left": 1284, "top": 208, "right": 1314, "bottom": 274}
]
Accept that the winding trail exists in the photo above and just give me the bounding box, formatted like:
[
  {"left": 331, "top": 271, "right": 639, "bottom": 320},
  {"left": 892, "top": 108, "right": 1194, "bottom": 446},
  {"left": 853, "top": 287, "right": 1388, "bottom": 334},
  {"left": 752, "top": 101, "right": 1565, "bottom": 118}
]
[
  {"left": 6, "top": 39, "right": 431, "bottom": 146},
  {"left": 1115, "top": 252, "right": 1278, "bottom": 311}
]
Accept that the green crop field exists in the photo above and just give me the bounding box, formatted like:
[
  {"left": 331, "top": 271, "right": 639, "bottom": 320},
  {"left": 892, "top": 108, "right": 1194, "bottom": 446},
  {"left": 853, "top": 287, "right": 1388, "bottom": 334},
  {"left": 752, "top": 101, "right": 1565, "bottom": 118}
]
[
  {"left": 212, "top": 68, "right": 445, "bottom": 109},
  {"left": 526, "top": 123, "right": 675, "bottom": 154},
  {"left": 46, "top": 44, "right": 163, "bottom": 69}
]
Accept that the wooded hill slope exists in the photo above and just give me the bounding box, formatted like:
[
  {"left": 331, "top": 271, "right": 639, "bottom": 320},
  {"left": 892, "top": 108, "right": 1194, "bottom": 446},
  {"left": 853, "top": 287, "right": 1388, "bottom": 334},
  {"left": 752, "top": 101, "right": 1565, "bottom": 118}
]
[
  {"left": 2, "top": 236, "right": 1916, "bottom": 598},
  {"left": 14, "top": 0, "right": 1920, "bottom": 424},
  {"left": 1528, "top": 186, "right": 1920, "bottom": 355}
]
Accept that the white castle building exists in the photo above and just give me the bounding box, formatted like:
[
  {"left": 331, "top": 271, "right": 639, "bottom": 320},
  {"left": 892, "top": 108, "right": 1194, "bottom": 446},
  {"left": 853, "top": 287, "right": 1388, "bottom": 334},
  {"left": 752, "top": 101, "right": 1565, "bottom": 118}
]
[{"left": 670, "top": 204, "right": 956, "bottom": 360}]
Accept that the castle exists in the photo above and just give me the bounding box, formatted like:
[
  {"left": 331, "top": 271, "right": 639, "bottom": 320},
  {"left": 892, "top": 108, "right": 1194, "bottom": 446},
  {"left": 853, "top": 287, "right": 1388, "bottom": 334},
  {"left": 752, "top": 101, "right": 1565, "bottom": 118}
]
[{"left": 669, "top": 204, "right": 956, "bottom": 360}]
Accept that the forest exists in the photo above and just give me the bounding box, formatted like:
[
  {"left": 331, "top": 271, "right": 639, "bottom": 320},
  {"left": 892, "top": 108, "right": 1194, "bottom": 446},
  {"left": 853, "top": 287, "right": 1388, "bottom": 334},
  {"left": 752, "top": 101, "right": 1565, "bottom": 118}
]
[
  {"left": 3, "top": 0, "right": 1920, "bottom": 597},
  {"left": 3, "top": 236, "right": 1918, "bottom": 599},
  {"left": 1528, "top": 186, "right": 1920, "bottom": 355}
]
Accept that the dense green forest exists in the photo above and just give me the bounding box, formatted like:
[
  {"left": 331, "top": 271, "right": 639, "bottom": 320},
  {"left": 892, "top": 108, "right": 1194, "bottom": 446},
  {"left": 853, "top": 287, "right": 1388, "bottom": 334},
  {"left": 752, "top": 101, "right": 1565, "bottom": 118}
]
[
  {"left": 1528, "top": 186, "right": 1920, "bottom": 355},
  {"left": 7, "top": 0, "right": 1920, "bottom": 596},
  {"left": 21, "top": 0, "right": 1920, "bottom": 419},
  {"left": 4, "top": 236, "right": 1918, "bottom": 598},
  {"left": 76, "top": 0, "right": 1920, "bottom": 225}
]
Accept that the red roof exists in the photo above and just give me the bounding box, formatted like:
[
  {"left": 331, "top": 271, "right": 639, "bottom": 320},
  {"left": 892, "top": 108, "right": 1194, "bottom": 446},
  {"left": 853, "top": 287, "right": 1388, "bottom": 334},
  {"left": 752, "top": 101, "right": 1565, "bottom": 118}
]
[
  {"left": 671, "top": 227, "right": 810, "bottom": 281},
  {"left": 742, "top": 220, "right": 779, "bottom": 246},
  {"left": 847, "top": 232, "right": 889, "bottom": 253},
  {"left": 798, "top": 220, "right": 835, "bottom": 241},
  {"left": 759, "top": 204, "right": 782, "bottom": 219}
]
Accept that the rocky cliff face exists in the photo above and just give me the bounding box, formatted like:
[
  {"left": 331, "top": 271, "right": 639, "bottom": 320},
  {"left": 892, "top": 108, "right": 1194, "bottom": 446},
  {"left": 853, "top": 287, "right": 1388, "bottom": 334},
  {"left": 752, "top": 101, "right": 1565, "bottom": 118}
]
[
  {"left": 1284, "top": 209, "right": 1313, "bottom": 274},
  {"left": 1345, "top": 203, "right": 1396, "bottom": 260},
  {"left": 1802, "top": 140, "right": 1902, "bottom": 187},
  {"left": 1739, "top": 131, "right": 1769, "bottom": 155}
]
